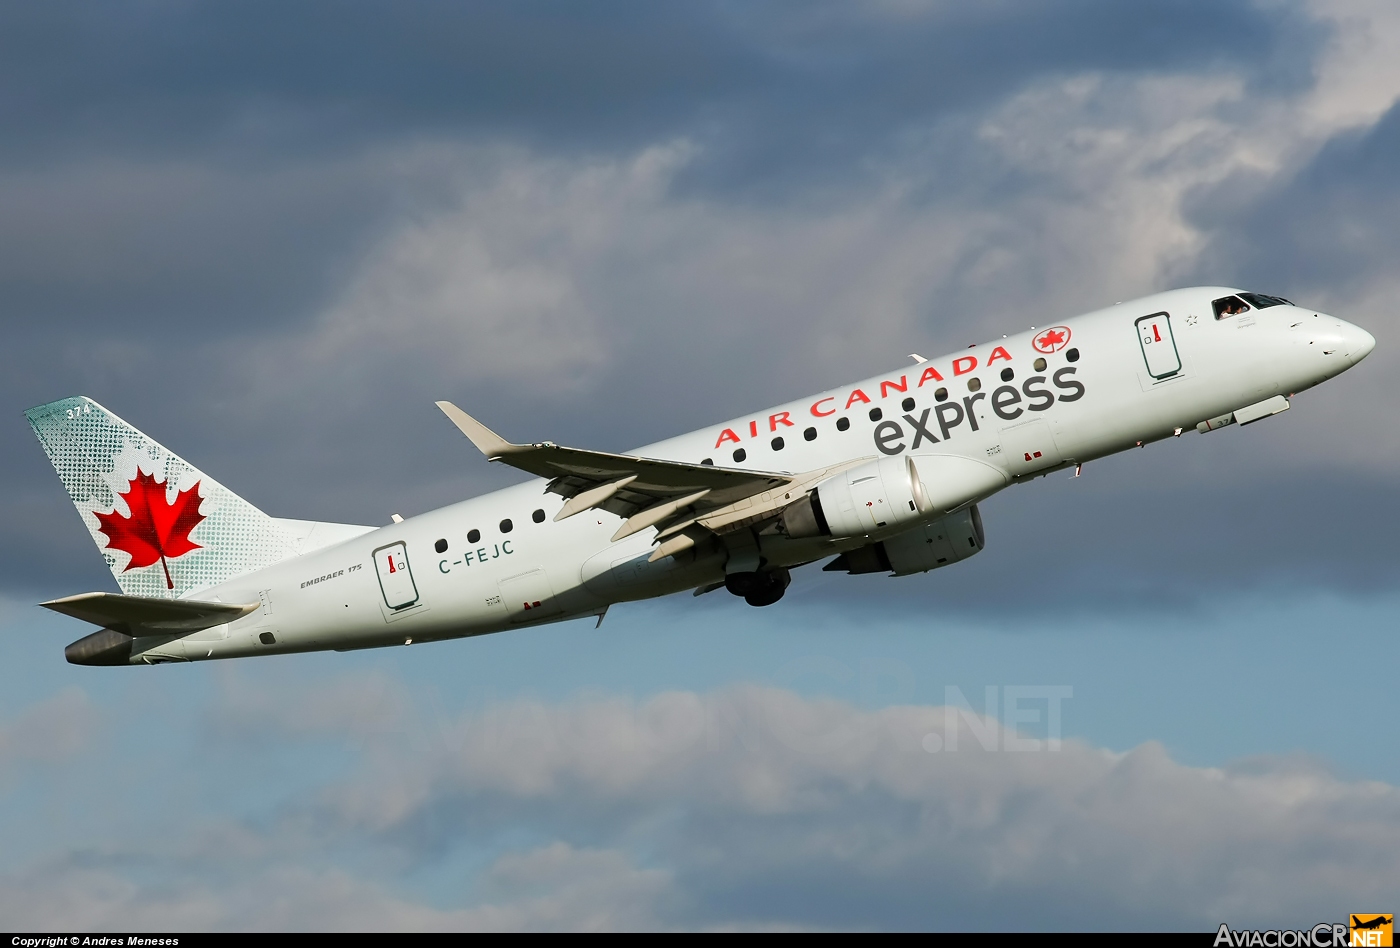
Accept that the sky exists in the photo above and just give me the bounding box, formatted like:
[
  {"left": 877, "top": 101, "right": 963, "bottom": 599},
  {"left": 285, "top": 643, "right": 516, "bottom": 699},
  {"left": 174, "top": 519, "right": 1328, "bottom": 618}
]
[{"left": 2, "top": 0, "right": 1399, "bottom": 932}]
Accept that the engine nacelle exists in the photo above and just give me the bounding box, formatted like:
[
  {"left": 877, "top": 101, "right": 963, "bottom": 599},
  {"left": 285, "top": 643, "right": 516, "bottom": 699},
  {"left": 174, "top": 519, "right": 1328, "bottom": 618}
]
[
  {"left": 824, "top": 506, "right": 985, "bottom": 576},
  {"left": 782, "top": 453, "right": 1006, "bottom": 540},
  {"left": 781, "top": 456, "right": 931, "bottom": 539}
]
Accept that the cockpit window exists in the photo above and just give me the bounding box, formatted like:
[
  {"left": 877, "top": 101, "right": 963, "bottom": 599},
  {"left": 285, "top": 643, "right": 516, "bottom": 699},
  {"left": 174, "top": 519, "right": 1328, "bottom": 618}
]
[
  {"left": 1213, "top": 295, "right": 1251, "bottom": 319},
  {"left": 1237, "top": 292, "right": 1292, "bottom": 309}
]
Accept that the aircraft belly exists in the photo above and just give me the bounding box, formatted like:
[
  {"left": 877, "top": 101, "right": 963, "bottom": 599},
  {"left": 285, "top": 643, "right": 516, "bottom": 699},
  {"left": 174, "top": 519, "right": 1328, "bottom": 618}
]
[
  {"left": 581, "top": 539, "right": 726, "bottom": 603},
  {"left": 1048, "top": 353, "right": 1269, "bottom": 463}
]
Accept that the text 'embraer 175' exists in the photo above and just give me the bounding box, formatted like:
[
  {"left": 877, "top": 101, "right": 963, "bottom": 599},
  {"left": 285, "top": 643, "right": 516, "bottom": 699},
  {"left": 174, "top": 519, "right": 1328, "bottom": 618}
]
[{"left": 28, "top": 287, "right": 1374, "bottom": 665}]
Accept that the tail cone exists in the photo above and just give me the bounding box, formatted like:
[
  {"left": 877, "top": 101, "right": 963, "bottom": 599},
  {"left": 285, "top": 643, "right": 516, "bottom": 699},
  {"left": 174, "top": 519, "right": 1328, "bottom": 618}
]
[{"left": 65, "top": 628, "right": 133, "bottom": 666}]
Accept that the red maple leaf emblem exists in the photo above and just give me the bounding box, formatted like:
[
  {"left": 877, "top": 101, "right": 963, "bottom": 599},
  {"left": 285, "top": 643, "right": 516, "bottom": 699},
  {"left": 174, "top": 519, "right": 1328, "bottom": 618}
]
[
  {"left": 1033, "top": 326, "right": 1071, "bottom": 353},
  {"left": 95, "top": 470, "right": 205, "bottom": 589}
]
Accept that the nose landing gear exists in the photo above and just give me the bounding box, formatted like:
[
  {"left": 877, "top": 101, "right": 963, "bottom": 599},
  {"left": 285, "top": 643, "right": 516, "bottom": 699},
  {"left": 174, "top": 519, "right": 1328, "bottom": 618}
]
[{"left": 724, "top": 568, "right": 791, "bottom": 607}]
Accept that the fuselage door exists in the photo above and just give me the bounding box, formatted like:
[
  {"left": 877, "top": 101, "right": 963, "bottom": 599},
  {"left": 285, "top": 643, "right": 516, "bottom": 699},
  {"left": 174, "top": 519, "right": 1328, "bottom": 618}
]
[
  {"left": 373, "top": 542, "right": 419, "bottom": 610},
  {"left": 1136, "top": 312, "right": 1181, "bottom": 379}
]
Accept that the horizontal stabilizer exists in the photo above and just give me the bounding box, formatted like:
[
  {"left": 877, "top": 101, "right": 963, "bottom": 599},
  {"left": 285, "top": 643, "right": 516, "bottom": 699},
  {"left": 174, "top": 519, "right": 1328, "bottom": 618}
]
[{"left": 41, "top": 592, "right": 258, "bottom": 637}]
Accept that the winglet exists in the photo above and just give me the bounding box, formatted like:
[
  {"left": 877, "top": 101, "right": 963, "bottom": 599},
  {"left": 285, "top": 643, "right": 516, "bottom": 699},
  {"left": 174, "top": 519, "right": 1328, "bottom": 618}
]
[{"left": 435, "top": 401, "right": 519, "bottom": 459}]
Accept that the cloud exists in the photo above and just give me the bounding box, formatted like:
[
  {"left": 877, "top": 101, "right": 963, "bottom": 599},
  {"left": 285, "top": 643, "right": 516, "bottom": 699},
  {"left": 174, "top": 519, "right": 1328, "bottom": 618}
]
[
  {"left": 5, "top": 2, "right": 1400, "bottom": 934},
  {"left": 206, "top": 666, "right": 412, "bottom": 744},
  {"left": 0, "top": 0, "right": 1312, "bottom": 165},
  {"left": 323, "top": 685, "right": 1400, "bottom": 929},
  {"left": 468, "top": 843, "right": 674, "bottom": 931},
  {"left": 323, "top": 687, "right": 1400, "bottom": 932},
  {"left": 0, "top": 687, "right": 97, "bottom": 772},
  {"left": 0, "top": 842, "right": 674, "bottom": 932},
  {"left": 0, "top": 863, "right": 226, "bottom": 932},
  {"left": 0, "top": 0, "right": 1396, "bottom": 605},
  {"left": 4, "top": 684, "right": 1390, "bottom": 931},
  {"left": 271, "top": 70, "right": 1314, "bottom": 419}
]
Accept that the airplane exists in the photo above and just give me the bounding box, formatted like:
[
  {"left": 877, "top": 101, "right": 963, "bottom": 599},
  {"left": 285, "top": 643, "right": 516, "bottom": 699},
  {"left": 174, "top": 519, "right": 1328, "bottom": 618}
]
[
  {"left": 1352, "top": 916, "right": 1393, "bottom": 931},
  {"left": 26, "top": 286, "right": 1374, "bottom": 666}
]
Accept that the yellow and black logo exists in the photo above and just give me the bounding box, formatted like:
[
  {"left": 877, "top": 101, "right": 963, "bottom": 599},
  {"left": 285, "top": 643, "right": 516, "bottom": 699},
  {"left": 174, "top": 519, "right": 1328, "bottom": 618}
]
[{"left": 1350, "top": 915, "right": 1393, "bottom": 948}]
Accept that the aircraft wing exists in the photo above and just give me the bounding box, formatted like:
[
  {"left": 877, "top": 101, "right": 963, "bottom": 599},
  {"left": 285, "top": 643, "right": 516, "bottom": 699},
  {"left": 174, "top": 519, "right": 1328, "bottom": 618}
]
[
  {"left": 436, "top": 401, "right": 800, "bottom": 540},
  {"left": 41, "top": 592, "right": 259, "bottom": 636}
]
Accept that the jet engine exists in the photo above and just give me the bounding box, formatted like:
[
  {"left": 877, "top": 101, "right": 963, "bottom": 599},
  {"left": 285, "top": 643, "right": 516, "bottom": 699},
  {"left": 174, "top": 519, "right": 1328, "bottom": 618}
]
[
  {"left": 781, "top": 456, "right": 932, "bottom": 539},
  {"left": 824, "top": 506, "right": 984, "bottom": 576},
  {"left": 781, "top": 454, "right": 1006, "bottom": 540}
]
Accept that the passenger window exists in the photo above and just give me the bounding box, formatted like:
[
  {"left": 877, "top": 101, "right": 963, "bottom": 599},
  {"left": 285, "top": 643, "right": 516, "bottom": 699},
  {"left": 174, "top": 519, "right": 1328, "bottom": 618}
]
[
  {"left": 434, "top": 538, "right": 448, "bottom": 553},
  {"left": 771, "top": 436, "right": 785, "bottom": 451},
  {"left": 836, "top": 417, "right": 850, "bottom": 431},
  {"left": 499, "top": 519, "right": 513, "bottom": 534},
  {"left": 901, "top": 397, "right": 915, "bottom": 412},
  {"left": 733, "top": 448, "right": 747, "bottom": 462},
  {"left": 532, "top": 509, "right": 545, "bottom": 523},
  {"left": 467, "top": 528, "right": 480, "bottom": 544},
  {"left": 700, "top": 458, "right": 714, "bottom": 465},
  {"left": 1213, "top": 295, "right": 1251, "bottom": 319},
  {"left": 803, "top": 426, "right": 817, "bottom": 441}
]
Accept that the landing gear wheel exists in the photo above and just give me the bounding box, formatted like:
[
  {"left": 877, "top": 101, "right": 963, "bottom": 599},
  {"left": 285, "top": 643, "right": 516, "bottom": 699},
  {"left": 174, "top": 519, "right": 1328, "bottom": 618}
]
[
  {"left": 730, "top": 567, "right": 790, "bottom": 607},
  {"left": 744, "top": 585, "right": 785, "bottom": 607},
  {"left": 724, "top": 571, "right": 762, "bottom": 598}
]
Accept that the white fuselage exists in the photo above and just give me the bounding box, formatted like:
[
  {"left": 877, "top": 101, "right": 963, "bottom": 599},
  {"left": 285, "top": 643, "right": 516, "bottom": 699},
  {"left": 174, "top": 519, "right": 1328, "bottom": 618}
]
[{"left": 139, "top": 287, "right": 1374, "bottom": 662}]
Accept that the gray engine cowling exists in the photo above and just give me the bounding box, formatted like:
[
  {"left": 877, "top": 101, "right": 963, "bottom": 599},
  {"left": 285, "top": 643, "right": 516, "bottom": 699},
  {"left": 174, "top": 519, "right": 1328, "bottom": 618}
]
[
  {"left": 824, "top": 506, "right": 985, "bottom": 576},
  {"left": 782, "top": 453, "right": 1006, "bottom": 540},
  {"left": 781, "top": 456, "right": 932, "bottom": 539}
]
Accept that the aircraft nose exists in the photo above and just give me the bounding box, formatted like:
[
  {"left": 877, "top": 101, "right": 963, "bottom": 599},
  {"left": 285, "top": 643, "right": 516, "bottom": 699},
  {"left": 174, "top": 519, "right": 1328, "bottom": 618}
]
[
  {"left": 1344, "top": 321, "right": 1376, "bottom": 363},
  {"left": 1303, "top": 314, "right": 1374, "bottom": 374}
]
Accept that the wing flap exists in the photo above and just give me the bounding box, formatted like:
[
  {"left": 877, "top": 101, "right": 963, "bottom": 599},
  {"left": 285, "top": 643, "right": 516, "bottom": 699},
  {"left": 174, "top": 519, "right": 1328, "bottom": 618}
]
[
  {"left": 436, "top": 401, "right": 791, "bottom": 520},
  {"left": 554, "top": 475, "right": 637, "bottom": 521},
  {"left": 696, "top": 458, "right": 873, "bottom": 533},
  {"left": 41, "top": 592, "right": 259, "bottom": 636}
]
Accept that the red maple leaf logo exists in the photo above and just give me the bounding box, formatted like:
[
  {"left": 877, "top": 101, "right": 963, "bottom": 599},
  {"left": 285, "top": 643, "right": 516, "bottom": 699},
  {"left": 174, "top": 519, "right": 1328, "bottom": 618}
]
[
  {"left": 1033, "top": 326, "right": 1071, "bottom": 353},
  {"left": 95, "top": 470, "right": 205, "bottom": 589}
]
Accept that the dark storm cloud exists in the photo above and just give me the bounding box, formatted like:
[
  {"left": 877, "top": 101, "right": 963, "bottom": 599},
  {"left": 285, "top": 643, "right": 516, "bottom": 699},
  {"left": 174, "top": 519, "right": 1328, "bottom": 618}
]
[
  {"left": 0, "top": 0, "right": 1363, "bottom": 610},
  {"left": 0, "top": 0, "right": 1313, "bottom": 166},
  {"left": 0, "top": 158, "right": 395, "bottom": 332},
  {"left": 807, "top": 465, "right": 1400, "bottom": 616},
  {"left": 7, "top": 4, "right": 1400, "bottom": 933},
  {"left": 0, "top": 0, "right": 1322, "bottom": 348},
  {"left": 0, "top": 2, "right": 748, "bottom": 162},
  {"left": 1186, "top": 99, "right": 1400, "bottom": 299},
  {"left": 671, "top": 0, "right": 1322, "bottom": 196}
]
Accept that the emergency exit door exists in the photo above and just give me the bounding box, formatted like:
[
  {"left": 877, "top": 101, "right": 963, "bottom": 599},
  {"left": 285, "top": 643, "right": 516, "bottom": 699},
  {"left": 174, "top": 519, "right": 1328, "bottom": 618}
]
[
  {"left": 373, "top": 542, "right": 419, "bottom": 610},
  {"left": 1136, "top": 311, "right": 1181, "bottom": 379}
]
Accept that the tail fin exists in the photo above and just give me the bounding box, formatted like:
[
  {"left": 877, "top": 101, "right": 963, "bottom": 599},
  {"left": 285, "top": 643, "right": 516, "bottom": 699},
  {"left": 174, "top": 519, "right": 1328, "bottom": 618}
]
[{"left": 26, "top": 396, "right": 301, "bottom": 598}]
